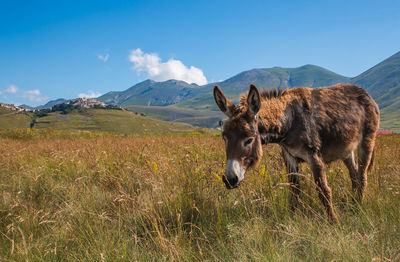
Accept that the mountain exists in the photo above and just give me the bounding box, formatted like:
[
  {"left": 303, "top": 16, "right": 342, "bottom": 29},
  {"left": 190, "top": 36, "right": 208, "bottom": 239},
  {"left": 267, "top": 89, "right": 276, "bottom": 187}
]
[
  {"left": 19, "top": 104, "right": 35, "bottom": 110},
  {"left": 352, "top": 52, "right": 400, "bottom": 130},
  {"left": 96, "top": 53, "right": 400, "bottom": 130},
  {"left": 174, "top": 65, "right": 351, "bottom": 110},
  {"left": 36, "top": 98, "right": 68, "bottom": 109},
  {"left": 353, "top": 51, "right": 400, "bottom": 101},
  {"left": 98, "top": 79, "right": 203, "bottom": 107},
  {"left": 98, "top": 65, "right": 350, "bottom": 111},
  {"left": 217, "top": 65, "right": 350, "bottom": 92}
]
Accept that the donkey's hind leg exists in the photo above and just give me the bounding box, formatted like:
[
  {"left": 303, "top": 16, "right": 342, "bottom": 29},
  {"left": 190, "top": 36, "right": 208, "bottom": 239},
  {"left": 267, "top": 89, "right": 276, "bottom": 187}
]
[
  {"left": 343, "top": 151, "right": 359, "bottom": 193},
  {"left": 282, "top": 149, "right": 300, "bottom": 208},
  {"left": 356, "top": 133, "right": 376, "bottom": 201}
]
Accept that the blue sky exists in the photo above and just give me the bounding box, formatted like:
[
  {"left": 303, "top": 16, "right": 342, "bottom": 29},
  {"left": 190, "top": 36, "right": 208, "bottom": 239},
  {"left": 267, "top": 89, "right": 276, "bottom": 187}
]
[{"left": 1, "top": 0, "right": 399, "bottom": 106}]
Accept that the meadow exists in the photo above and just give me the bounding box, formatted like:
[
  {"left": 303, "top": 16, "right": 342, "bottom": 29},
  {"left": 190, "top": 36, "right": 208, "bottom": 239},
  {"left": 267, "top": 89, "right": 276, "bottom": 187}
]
[{"left": 0, "top": 129, "right": 399, "bottom": 261}]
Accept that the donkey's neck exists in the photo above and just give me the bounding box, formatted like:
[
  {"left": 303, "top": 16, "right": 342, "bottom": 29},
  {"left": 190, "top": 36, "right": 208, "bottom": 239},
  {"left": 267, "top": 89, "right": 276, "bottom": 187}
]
[{"left": 257, "top": 97, "right": 293, "bottom": 144}]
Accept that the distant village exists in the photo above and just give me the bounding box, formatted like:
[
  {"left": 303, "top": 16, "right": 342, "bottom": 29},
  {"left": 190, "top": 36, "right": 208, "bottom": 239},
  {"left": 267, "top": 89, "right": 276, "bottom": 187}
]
[
  {"left": 0, "top": 102, "right": 31, "bottom": 112},
  {"left": 0, "top": 98, "right": 122, "bottom": 112}
]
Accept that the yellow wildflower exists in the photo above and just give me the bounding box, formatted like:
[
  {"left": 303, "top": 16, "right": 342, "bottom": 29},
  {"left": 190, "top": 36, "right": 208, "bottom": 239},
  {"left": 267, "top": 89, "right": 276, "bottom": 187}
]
[
  {"left": 153, "top": 162, "right": 158, "bottom": 173},
  {"left": 260, "top": 165, "right": 266, "bottom": 177},
  {"left": 214, "top": 173, "right": 222, "bottom": 182}
]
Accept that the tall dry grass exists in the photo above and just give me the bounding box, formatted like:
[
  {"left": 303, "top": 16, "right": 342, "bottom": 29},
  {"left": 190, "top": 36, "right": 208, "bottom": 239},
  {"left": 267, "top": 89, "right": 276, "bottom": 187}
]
[{"left": 0, "top": 130, "right": 399, "bottom": 261}]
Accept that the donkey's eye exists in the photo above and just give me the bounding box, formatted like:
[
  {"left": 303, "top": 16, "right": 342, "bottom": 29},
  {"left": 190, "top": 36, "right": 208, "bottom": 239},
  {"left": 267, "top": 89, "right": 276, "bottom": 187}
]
[{"left": 244, "top": 138, "right": 254, "bottom": 147}]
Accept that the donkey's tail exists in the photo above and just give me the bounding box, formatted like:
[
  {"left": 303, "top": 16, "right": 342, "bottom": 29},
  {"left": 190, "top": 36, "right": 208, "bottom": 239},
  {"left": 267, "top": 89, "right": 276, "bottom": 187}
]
[{"left": 367, "top": 147, "right": 375, "bottom": 172}]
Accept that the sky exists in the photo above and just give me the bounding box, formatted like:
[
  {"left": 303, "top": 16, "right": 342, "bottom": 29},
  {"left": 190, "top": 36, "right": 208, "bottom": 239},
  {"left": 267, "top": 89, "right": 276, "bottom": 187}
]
[{"left": 0, "top": 0, "right": 399, "bottom": 106}]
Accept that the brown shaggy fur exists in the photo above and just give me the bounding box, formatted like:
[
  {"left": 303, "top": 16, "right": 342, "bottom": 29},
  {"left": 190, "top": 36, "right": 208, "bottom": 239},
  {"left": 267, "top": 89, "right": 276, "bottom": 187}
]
[{"left": 214, "top": 83, "right": 380, "bottom": 222}]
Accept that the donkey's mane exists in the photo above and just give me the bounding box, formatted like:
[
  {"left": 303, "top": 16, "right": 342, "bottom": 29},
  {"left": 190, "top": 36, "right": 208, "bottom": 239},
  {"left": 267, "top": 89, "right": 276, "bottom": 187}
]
[
  {"left": 240, "top": 88, "right": 286, "bottom": 105},
  {"left": 237, "top": 88, "right": 287, "bottom": 114},
  {"left": 260, "top": 88, "right": 286, "bottom": 99}
]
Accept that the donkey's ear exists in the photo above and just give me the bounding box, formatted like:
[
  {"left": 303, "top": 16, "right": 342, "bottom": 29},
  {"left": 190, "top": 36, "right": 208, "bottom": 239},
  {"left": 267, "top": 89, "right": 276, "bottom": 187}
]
[
  {"left": 247, "top": 84, "right": 261, "bottom": 117},
  {"left": 214, "top": 85, "right": 235, "bottom": 117}
]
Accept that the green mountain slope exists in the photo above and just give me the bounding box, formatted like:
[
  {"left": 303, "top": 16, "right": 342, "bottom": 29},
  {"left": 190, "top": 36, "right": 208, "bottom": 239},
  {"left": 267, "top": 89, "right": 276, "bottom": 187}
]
[
  {"left": 125, "top": 105, "right": 225, "bottom": 128},
  {"left": 0, "top": 108, "right": 195, "bottom": 134},
  {"left": 98, "top": 79, "right": 203, "bottom": 107},
  {"left": 380, "top": 102, "right": 400, "bottom": 131},
  {"left": 353, "top": 52, "right": 400, "bottom": 99},
  {"left": 288, "top": 65, "right": 351, "bottom": 88},
  {"left": 36, "top": 98, "right": 68, "bottom": 109},
  {"left": 34, "top": 109, "right": 194, "bottom": 134},
  {"left": 0, "top": 108, "right": 33, "bottom": 129},
  {"left": 352, "top": 51, "right": 400, "bottom": 130},
  {"left": 175, "top": 65, "right": 351, "bottom": 110}
]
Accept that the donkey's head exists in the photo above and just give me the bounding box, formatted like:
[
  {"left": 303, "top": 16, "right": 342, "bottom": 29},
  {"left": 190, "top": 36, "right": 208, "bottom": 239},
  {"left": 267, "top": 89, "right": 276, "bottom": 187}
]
[{"left": 214, "top": 84, "right": 263, "bottom": 189}]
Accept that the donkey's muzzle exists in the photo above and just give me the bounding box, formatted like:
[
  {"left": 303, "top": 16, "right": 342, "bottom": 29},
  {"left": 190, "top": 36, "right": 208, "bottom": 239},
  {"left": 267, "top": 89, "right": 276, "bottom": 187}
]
[{"left": 222, "top": 175, "right": 239, "bottom": 189}]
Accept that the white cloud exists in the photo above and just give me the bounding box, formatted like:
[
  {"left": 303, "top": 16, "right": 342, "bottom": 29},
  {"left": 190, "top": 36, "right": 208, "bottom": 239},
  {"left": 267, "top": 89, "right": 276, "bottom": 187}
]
[
  {"left": 78, "top": 90, "right": 102, "bottom": 99},
  {"left": 97, "top": 53, "right": 110, "bottom": 62},
  {"left": 129, "top": 48, "right": 208, "bottom": 85},
  {"left": 6, "top": 84, "right": 18, "bottom": 93},
  {"left": 2, "top": 84, "right": 48, "bottom": 104},
  {"left": 21, "top": 89, "right": 48, "bottom": 103}
]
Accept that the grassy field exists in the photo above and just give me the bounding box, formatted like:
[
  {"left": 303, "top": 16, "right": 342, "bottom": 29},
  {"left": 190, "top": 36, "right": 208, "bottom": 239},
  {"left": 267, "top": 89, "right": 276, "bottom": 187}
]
[
  {"left": 0, "top": 130, "right": 399, "bottom": 261},
  {"left": 380, "top": 105, "right": 400, "bottom": 132},
  {"left": 125, "top": 105, "right": 225, "bottom": 128},
  {"left": 0, "top": 109, "right": 33, "bottom": 129},
  {"left": 33, "top": 109, "right": 195, "bottom": 134},
  {"left": 0, "top": 108, "right": 196, "bottom": 134}
]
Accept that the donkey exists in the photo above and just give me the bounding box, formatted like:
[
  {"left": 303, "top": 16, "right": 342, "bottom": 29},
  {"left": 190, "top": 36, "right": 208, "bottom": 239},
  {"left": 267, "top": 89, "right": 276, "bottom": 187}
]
[{"left": 213, "top": 83, "right": 380, "bottom": 222}]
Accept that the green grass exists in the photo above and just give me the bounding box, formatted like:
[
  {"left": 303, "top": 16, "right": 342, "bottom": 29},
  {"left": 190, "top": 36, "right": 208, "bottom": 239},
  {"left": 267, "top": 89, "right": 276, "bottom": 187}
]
[
  {"left": 379, "top": 98, "right": 400, "bottom": 131},
  {"left": 125, "top": 105, "right": 226, "bottom": 128},
  {"left": 0, "top": 132, "right": 399, "bottom": 261},
  {"left": 380, "top": 109, "right": 400, "bottom": 132},
  {"left": 0, "top": 108, "right": 197, "bottom": 134},
  {"left": 34, "top": 108, "right": 195, "bottom": 134},
  {"left": 0, "top": 109, "right": 33, "bottom": 129},
  {"left": 173, "top": 91, "right": 219, "bottom": 111}
]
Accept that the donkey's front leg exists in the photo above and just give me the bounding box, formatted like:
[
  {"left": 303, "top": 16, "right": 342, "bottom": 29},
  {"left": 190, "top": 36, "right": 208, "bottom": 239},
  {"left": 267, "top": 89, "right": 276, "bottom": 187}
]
[
  {"left": 308, "top": 152, "right": 339, "bottom": 223},
  {"left": 282, "top": 148, "right": 300, "bottom": 209}
]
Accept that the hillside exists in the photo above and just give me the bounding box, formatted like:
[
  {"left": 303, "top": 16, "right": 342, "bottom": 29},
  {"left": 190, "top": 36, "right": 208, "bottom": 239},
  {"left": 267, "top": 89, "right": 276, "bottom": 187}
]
[
  {"left": 0, "top": 108, "right": 33, "bottom": 129},
  {"left": 0, "top": 107, "right": 195, "bottom": 134},
  {"left": 33, "top": 109, "right": 194, "bottom": 134},
  {"left": 352, "top": 51, "right": 400, "bottom": 130},
  {"left": 98, "top": 79, "right": 203, "bottom": 107},
  {"left": 353, "top": 51, "right": 400, "bottom": 100},
  {"left": 125, "top": 105, "right": 225, "bottom": 128},
  {"left": 36, "top": 98, "right": 68, "bottom": 109}
]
